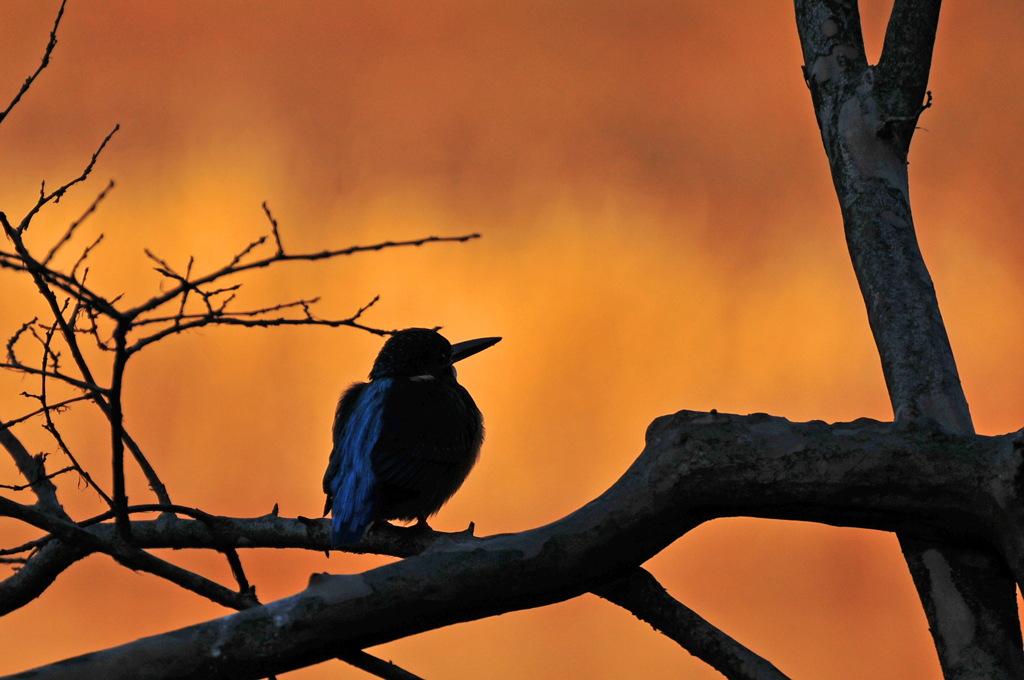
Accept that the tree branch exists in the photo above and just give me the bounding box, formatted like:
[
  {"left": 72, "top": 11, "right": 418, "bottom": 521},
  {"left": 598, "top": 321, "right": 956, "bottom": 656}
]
[
  {"left": 335, "top": 652, "right": 426, "bottom": 680},
  {"left": 793, "top": 2, "right": 1023, "bottom": 676},
  {"left": 0, "top": 0, "right": 66, "bottom": 126},
  {"left": 0, "top": 496, "right": 256, "bottom": 610},
  {"left": 875, "top": 0, "right": 941, "bottom": 152},
  {"left": 43, "top": 179, "right": 115, "bottom": 266},
  {"left": 0, "top": 420, "right": 66, "bottom": 517},
  {"left": 0, "top": 507, "right": 450, "bottom": 618},
  {"left": 123, "top": 232, "right": 480, "bottom": 321},
  {"left": 9, "top": 410, "right": 1024, "bottom": 679},
  {"left": 594, "top": 568, "right": 791, "bottom": 680}
]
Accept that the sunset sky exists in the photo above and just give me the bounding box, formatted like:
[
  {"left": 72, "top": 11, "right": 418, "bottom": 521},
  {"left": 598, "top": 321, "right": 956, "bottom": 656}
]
[{"left": 1, "top": 1, "right": 1023, "bottom": 678}]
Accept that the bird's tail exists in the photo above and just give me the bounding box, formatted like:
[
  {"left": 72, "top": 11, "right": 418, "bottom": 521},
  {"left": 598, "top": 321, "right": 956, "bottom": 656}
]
[{"left": 329, "top": 469, "right": 376, "bottom": 547}]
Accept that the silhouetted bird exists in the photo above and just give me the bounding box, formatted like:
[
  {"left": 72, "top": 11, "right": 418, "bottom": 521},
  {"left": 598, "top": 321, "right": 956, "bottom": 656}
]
[{"left": 323, "top": 328, "right": 501, "bottom": 546}]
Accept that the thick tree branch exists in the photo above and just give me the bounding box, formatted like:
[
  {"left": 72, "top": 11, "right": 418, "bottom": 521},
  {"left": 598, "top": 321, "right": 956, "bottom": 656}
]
[
  {"left": 0, "top": 425, "right": 66, "bottom": 518},
  {"left": 875, "top": 0, "right": 942, "bottom": 152},
  {"left": 794, "top": 2, "right": 1023, "bottom": 677},
  {"left": 594, "top": 568, "right": 791, "bottom": 680},
  {"left": 9, "top": 410, "right": 1024, "bottom": 679},
  {"left": 0, "top": 509, "right": 448, "bottom": 617},
  {"left": 0, "top": 540, "right": 88, "bottom": 615},
  {"left": 0, "top": 496, "right": 259, "bottom": 610}
]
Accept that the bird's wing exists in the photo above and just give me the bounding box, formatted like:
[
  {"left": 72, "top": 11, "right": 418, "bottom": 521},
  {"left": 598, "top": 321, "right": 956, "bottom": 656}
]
[
  {"left": 371, "top": 379, "right": 482, "bottom": 498},
  {"left": 323, "top": 379, "right": 394, "bottom": 546},
  {"left": 323, "top": 381, "right": 368, "bottom": 504}
]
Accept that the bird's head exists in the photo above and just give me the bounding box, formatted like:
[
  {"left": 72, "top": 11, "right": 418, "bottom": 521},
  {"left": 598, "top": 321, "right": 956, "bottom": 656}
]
[{"left": 369, "top": 328, "right": 501, "bottom": 381}]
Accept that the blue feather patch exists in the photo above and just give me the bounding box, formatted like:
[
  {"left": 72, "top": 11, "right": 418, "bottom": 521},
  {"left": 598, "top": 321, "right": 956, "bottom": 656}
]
[{"left": 328, "top": 378, "right": 393, "bottom": 546}]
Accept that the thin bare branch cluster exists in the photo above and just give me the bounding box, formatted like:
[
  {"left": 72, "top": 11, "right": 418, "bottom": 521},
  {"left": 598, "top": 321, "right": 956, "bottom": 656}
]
[
  {"left": 7, "top": 1, "right": 1024, "bottom": 680},
  {"left": 0, "top": 4, "right": 502, "bottom": 679}
]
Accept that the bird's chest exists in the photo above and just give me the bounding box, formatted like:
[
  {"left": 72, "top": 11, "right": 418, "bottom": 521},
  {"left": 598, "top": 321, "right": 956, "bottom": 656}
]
[{"left": 379, "top": 379, "right": 479, "bottom": 443}]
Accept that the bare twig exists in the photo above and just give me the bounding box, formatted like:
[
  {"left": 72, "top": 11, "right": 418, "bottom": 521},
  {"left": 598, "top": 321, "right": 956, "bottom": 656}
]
[
  {"left": 0, "top": 466, "right": 75, "bottom": 492},
  {"left": 0, "top": 212, "right": 116, "bottom": 388},
  {"left": 126, "top": 232, "right": 480, "bottom": 320},
  {"left": 108, "top": 322, "right": 131, "bottom": 539},
  {"left": 220, "top": 549, "right": 253, "bottom": 596},
  {"left": 122, "top": 432, "right": 173, "bottom": 507},
  {"left": 69, "top": 234, "right": 105, "bottom": 280},
  {"left": 0, "top": 536, "right": 50, "bottom": 558},
  {"left": 37, "top": 322, "right": 113, "bottom": 507},
  {"left": 43, "top": 180, "right": 115, "bottom": 266},
  {"left": 17, "top": 125, "right": 120, "bottom": 235},
  {"left": 0, "top": 396, "right": 93, "bottom": 430},
  {"left": 127, "top": 301, "right": 392, "bottom": 355},
  {"left": 0, "top": 362, "right": 107, "bottom": 393},
  {"left": 6, "top": 318, "right": 38, "bottom": 364},
  {"left": 0, "top": 248, "right": 119, "bottom": 318},
  {"left": 0, "top": 418, "right": 65, "bottom": 518},
  {"left": 594, "top": 569, "right": 791, "bottom": 680},
  {"left": 174, "top": 257, "right": 195, "bottom": 323},
  {"left": 0, "top": 495, "right": 257, "bottom": 610},
  {"left": 262, "top": 202, "right": 284, "bottom": 256},
  {"left": 0, "top": 0, "right": 66, "bottom": 126},
  {"left": 336, "top": 652, "right": 426, "bottom": 680}
]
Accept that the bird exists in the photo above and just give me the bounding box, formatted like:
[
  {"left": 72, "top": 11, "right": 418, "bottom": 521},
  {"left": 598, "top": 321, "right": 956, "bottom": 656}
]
[{"left": 323, "top": 327, "right": 501, "bottom": 547}]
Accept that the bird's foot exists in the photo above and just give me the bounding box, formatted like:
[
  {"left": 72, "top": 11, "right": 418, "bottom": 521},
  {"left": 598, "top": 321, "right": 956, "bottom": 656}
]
[{"left": 412, "top": 517, "right": 433, "bottom": 533}]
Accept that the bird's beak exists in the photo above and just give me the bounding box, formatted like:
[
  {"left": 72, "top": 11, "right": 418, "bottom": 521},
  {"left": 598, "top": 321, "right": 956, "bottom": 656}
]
[{"left": 451, "top": 336, "right": 501, "bottom": 363}]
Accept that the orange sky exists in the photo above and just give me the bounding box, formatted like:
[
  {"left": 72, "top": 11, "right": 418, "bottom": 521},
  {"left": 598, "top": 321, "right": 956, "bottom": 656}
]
[{"left": 1, "top": 1, "right": 1023, "bottom": 678}]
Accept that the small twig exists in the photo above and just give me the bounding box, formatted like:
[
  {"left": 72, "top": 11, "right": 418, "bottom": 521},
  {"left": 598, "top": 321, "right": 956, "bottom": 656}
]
[
  {"left": 125, "top": 232, "right": 481, "bottom": 320},
  {"left": 70, "top": 234, "right": 105, "bottom": 280},
  {"left": 17, "top": 125, "right": 120, "bottom": 235},
  {"left": 43, "top": 179, "right": 115, "bottom": 266},
  {"left": 79, "top": 306, "right": 115, "bottom": 352},
  {"left": 594, "top": 568, "right": 791, "bottom": 680},
  {"left": 0, "top": 419, "right": 66, "bottom": 517},
  {"left": 0, "top": 0, "right": 66, "bottom": 126},
  {"left": 0, "top": 362, "right": 108, "bottom": 393},
  {"left": 0, "top": 536, "right": 49, "bottom": 557},
  {"left": 0, "top": 396, "right": 94, "bottom": 431},
  {"left": 133, "top": 298, "right": 319, "bottom": 327},
  {"left": 6, "top": 317, "right": 38, "bottom": 364},
  {"left": 122, "top": 431, "right": 173, "bottom": 507},
  {"left": 31, "top": 317, "right": 64, "bottom": 371},
  {"left": 0, "top": 465, "right": 75, "bottom": 491},
  {"left": 76, "top": 503, "right": 218, "bottom": 527},
  {"left": 0, "top": 242, "right": 119, "bottom": 318},
  {"left": 876, "top": 90, "right": 933, "bottom": 139},
  {"left": 175, "top": 257, "right": 195, "bottom": 324},
  {"left": 127, "top": 309, "right": 393, "bottom": 355},
  {"left": 1, "top": 211, "right": 119, "bottom": 397},
  {"left": 37, "top": 324, "right": 114, "bottom": 507},
  {"left": 108, "top": 321, "right": 131, "bottom": 540},
  {"left": 262, "top": 202, "right": 284, "bottom": 256},
  {"left": 337, "top": 651, "right": 427, "bottom": 680},
  {"left": 351, "top": 295, "right": 381, "bottom": 323},
  {"left": 220, "top": 548, "right": 253, "bottom": 596},
  {"left": 227, "top": 237, "right": 269, "bottom": 270}
]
